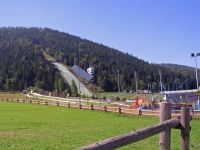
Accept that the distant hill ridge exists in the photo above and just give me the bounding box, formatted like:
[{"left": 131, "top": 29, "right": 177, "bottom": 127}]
[{"left": 0, "top": 27, "right": 197, "bottom": 92}]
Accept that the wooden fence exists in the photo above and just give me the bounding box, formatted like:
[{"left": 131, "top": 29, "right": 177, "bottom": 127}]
[
  {"left": 1, "top": 97, "right": 197, "bottom": 116},
  {"left": 77, "top": 103, "right": 192, "bottom": 150},
  {"left": 1, "top": 98, "right": 140, "bottom": 115}
]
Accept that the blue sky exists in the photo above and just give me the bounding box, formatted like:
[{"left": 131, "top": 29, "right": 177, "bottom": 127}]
[{"left": 1, "top": 0, "right": 200, "bottom": 68}]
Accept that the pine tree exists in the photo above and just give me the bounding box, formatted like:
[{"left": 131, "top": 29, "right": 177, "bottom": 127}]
[{"left": 71, "top": 79, "right": 78, "bottom": 97}]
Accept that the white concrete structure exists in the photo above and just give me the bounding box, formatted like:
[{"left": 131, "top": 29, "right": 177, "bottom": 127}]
[
  {"left": 163, "top": 89, "right": 197, "bottom": 103},
  {"left": 87, "top": 66, "right": 95, "bottom": 75}
]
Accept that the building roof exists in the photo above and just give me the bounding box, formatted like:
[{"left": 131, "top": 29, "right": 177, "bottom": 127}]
[
  {"left": 164, "top": 89, "right": 197, "bottom": 94},
  {"left": 71, "top": 65, "right": 94, "bottom": 82}
]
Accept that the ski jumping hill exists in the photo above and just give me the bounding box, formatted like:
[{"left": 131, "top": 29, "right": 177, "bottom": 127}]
[{"left": 53, "top": 62, "right": 93, "bottom": 96}]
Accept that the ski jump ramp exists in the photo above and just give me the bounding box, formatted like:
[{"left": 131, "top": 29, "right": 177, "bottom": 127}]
[{"left": 53, "top": 62, "right": 93, "bottom": 97}]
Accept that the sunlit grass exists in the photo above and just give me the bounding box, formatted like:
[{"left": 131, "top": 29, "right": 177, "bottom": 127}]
[
  {"left": 0, "top": 100, "right": 199, "bottom": 150},
  {"left": 96, "top": 92, "right": 162, "bottom": 101},
  {"left": 0, "top": 92, "right": 161, "bottom": 103},
  {"left": 0, "top": 92, "right": 27, "bottom": 99}
]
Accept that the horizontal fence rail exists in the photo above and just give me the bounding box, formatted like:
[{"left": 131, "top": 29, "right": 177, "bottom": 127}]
[
  {"left": 76, "top": 117, "right": 181, "bottom": 150},
  {"left": 77, "top": 103, "right": 192, "bottom": 150},
  {"left": 1, "top": 97, "right": 199, "bottom": 116}
]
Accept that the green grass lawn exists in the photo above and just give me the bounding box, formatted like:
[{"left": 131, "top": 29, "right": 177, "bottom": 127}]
[
  {"left": 96, "top": 92, "right": 162, "bottom": 101},
  {"left": 0, "top": 101, "right": 199, "bottom": 150},
  {"left": 0, "top": 92, "right": 161, "bottom": 103},
  {"left": 0, "top": 92, "right": 28, "bottom": 100}
]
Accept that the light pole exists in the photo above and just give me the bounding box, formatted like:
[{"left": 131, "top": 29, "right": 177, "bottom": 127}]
[
  {"left": 26, "top": 74, "right": 28, "bottom": 90},
  {"left": 134, "top": 71, "right": 137, "bottom": 93},
  {"left": 26, "top": 74, "right": 28, "bottom": 100},
  {"left": 117, "top": 69, "right": 120, "bottom": 92},
  {"left": 191, "top": 53, "right": 200, "bottom": 109},
  {"left": 150, "top": 81, "right": 152, "bottom": 93},
  {"left": 78, "top": 66, "right": 81, "bottom": 105},
  {"left": 147, "top": 83, "right": 150, "bottom": 93},
  {"left": 191, "top": 53, "right": 200, "bottom": 90},
  {"left": 159, "top": 70, "right": 163, "bottom": 101}
]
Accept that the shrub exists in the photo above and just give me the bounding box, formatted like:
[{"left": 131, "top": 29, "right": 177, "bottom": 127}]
[
  {"left": 81, "top": 94, "right": 86, "bottom": 98},
  {"left": 116, "top": 96, "right": 120, "bottom": 101}
]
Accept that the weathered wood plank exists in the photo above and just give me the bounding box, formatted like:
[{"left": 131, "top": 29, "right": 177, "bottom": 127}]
[
  {"left": 159, "top": 102, "right": 172, "bottom": 150},
  {"left": 181, "top": 107, "right": 190, "bottom": 150},
  {"left": 76, "top": 117, "right": 180, "bottom": 150}
]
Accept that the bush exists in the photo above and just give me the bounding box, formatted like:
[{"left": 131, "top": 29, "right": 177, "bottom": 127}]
[
  {"left": 92, "top": 94, "right": 95, "bottom": 99},
  {"left": 122, "top": 98, "right": 126, "bottom": 101},
  {"left": 81, "top": 94, "right": 86, "bottom": 98},
  {"left": 116, "top": 96, "right": 120, "bottom": 101}
]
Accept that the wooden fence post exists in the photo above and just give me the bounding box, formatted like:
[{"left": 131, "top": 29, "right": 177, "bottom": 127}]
[
  {"left": 91, "top": 105, "right": 94, "bottom": 110},
  {"left": 181, "top": 107, "right": 190, "bottom": 150},
  {"left": 104, "top": 106, "right": 107, "bottom": 112},
  {"left": 119, "top": 107, "right": 121, "bottom": 113},
  {"left": 159, "top": 102, "right": 172, "bottom": 150}
]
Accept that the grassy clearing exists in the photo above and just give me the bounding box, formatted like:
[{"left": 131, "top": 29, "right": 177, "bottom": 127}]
[
  {"left": 96, "top": 92, "right": 162, "bottom": 101},
  {"left": 0, "top": 101, "right": 200, "bottom": 150},
  {"left": 0, "top": 92, "right": 161, "bottom": 103},
  {"left": 0, "top": 92, "right": 27, "bottom": 99}
]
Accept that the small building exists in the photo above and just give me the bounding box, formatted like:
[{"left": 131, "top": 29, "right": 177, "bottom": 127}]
[
  {"left": 163, "top": 89, "right": 198, "bottom": 103},
  {"left": 71, "top": 65, "right": 94, "bottom": 82}
]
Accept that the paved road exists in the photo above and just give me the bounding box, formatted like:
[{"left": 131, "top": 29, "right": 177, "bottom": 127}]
[{"left": 53, "top": 62, "right": 93, "bottom": 96}]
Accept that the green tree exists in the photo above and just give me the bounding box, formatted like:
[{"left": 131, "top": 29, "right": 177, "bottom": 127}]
[
  {"left": 71, "top": 79, "right": 78, "bottom": 97},
  {"left": 5, "top": 79, "right": 12, "bottom": 90},
  {"left": 58, "top": 78, "right": 65, "bottom": 92},
  {"left": 138, "top": 80, "right": 146, "bottom": 90},
  {"left": 152, "top": 82, "right": 158, "bottom": 92}
]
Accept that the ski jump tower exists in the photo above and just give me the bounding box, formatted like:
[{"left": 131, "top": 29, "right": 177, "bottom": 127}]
[{"left": 87, "top": 64, "right": 95, "bottom": 82}]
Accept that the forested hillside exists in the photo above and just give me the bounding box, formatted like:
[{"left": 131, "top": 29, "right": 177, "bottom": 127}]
[
  {"left": 0, "top": 27, "right": 196, "bottom": 92},
  {"left": 0, "top": 27, "right": 68, "bottom": 92},
  {"left": 161, "top": 63, "right": 196, "bottom": 77}
]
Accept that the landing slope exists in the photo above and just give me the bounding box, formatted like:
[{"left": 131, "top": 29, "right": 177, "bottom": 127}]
[{"left": 53, "top": 62, "right": 93, "bottom": 96}]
